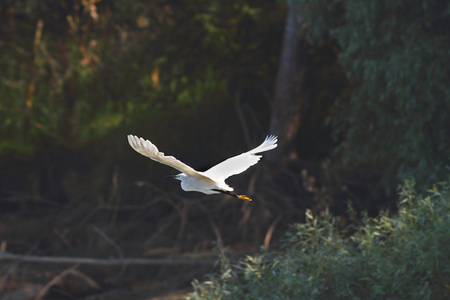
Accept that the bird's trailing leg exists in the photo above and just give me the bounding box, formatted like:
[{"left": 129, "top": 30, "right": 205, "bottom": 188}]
[{"left": 213, "top": 189, "right": 252, "bottom": 202}]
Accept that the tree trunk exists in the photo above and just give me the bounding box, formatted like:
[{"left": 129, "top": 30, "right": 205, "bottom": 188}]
[{"left": 267, "top": 4, "right": 307, "bottom": 164}]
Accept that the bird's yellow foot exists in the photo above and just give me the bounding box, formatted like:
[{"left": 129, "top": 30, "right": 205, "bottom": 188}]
[{"left": 237, "top": 195, "right": 252, "bottom": 201}]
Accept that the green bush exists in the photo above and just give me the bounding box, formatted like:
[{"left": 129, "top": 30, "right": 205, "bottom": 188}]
[{"left": 190, "top": 180, "right": 450, "bottom": 299}]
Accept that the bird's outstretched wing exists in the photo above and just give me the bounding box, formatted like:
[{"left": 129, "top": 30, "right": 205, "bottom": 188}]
[
  {"left": 202, "top": 135, "right": 277, "bottom": 181},
  {"left": 128, "top": 135, "right": 200, "bottom": 176}
]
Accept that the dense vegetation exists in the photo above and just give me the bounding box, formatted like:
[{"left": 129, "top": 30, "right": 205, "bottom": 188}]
[
  {"left": 190, "top": 180, "right": 450, "bottom": 299},
  {"left": 0, "top": 0, "right": 449, "bottom": 298},
  {"left": 296, "top": 0, "right": 450, "bottom": 190}
]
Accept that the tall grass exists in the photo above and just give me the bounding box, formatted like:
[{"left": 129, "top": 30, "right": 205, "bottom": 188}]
[{"left": 190, "top": 180, "right": 450, "bottom": 299}]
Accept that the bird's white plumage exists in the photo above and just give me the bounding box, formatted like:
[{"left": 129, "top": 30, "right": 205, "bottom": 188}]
[
  {"left": 201, "top": 135, "right": 277, "bottom": 181},
  {"left": 127, "top": 134, "right": 277, "bottom": 199},
  {"left": 127, "top": 135, "right": 198, "bottom": 176}
]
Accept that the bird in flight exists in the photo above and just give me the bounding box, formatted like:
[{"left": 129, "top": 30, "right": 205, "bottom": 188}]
[{"left": 127, "top": 135, "right": 278, "bottom": 201}]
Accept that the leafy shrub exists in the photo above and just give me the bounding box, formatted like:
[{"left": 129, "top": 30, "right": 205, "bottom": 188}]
[{"left": 190, "top": 180, "right": 450, "bottom": 299}]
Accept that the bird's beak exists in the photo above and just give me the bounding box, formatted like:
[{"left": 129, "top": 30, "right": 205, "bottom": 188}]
[{"left": 165, "top": 175, "right": 177, "bottom": 179}]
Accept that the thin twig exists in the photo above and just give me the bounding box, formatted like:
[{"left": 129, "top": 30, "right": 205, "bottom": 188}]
[
  {"left": 264, "top": 215, "right": 282, "bottom": 250},
  {"left": 196, "top": 202, "right": 224, "bottom": 249},
  {"left": 36, "top": 265, "right": 100, "bottom": 300},
  {"left": 91, "top": 225, "right": 123, "bottom": 260},
  {"left": 91, "top": 225, "right": 127, "bottom": 282}
]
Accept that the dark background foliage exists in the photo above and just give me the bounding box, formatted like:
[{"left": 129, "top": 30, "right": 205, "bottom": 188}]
[{"left": 0, "top": 0, "right": 448, "bottom": 298}]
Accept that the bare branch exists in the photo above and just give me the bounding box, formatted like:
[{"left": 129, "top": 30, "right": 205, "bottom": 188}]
[{"left": 0, "top": 251, "right": 216, "bottom": 266}]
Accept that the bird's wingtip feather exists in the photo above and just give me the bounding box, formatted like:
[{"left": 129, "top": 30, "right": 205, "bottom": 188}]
[{"left": 265, "top": 135, "right": 278, "bottom": 142}]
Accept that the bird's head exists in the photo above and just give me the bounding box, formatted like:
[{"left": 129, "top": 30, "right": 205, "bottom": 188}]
[{"left": 165, "top": 173, "right": 185, "bottom": 181}]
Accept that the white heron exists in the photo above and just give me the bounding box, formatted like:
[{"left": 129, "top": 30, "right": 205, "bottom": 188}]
[{"left": 127, "top": 135, "right": 278, "bottom": 201}]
